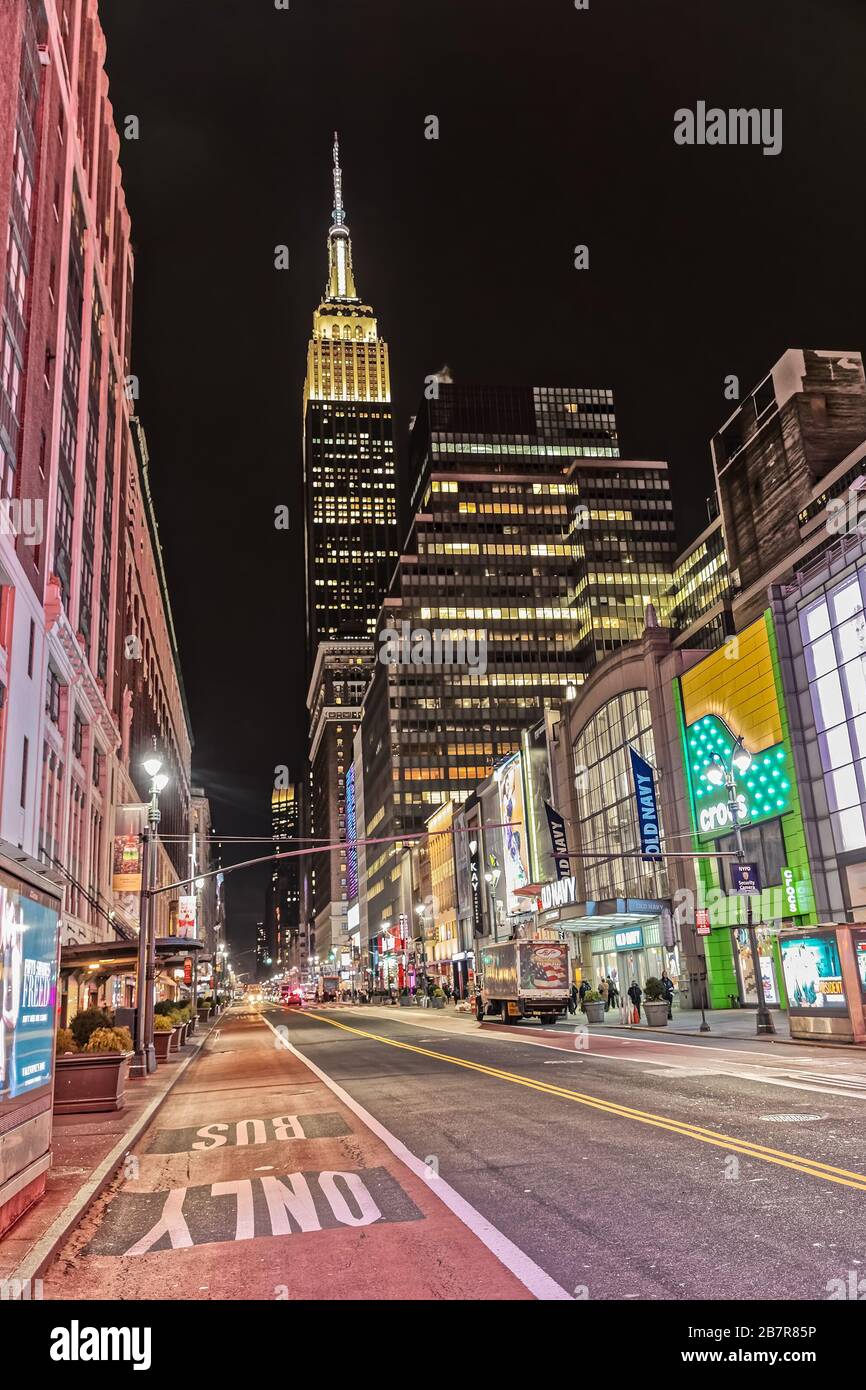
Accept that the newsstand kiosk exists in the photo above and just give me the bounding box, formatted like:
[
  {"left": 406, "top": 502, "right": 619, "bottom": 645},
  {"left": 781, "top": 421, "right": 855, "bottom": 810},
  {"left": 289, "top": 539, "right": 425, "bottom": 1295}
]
[
  {"left": 778, "top": 923, "right": 866, "bottom": 1046},
  {"left": 0, "top": 849, "right": 62, "bottom": 1238}
]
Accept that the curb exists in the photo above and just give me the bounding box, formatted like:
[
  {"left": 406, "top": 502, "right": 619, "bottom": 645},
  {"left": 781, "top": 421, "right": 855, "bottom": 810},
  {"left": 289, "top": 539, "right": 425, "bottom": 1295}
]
[{"left": 9, "top": 1023, "right": 216, "bottom": 1287}]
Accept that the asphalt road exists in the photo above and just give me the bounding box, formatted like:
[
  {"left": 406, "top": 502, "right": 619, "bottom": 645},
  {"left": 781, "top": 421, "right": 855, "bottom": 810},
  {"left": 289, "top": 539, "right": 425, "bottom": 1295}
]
[{"left": 39, "top": 1003, "right": 866, "bottom": 1301}]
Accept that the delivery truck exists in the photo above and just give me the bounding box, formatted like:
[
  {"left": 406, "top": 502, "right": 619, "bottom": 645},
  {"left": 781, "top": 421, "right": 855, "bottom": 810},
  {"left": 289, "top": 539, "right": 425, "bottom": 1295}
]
[{"left": 476, "top": 939, "right": 570, "bottom": 1024}]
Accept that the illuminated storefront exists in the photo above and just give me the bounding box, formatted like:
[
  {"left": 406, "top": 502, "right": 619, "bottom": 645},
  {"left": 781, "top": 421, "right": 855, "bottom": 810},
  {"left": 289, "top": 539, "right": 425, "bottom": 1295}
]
[
  {"left": 570, "top": 688, "right": 681, "bottom": 993},
  {"left": 676, "top": 612, "right": 817, "bottom": 1009}
]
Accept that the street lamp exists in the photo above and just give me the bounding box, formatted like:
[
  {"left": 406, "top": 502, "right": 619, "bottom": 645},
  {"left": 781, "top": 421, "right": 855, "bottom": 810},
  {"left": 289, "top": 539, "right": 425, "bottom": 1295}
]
[
  {"left": 706, "top": 735, "right": 774, "bottom": 1036},
  {"left": 132, "top": 743, "right": 170, "bottom": 1075}
]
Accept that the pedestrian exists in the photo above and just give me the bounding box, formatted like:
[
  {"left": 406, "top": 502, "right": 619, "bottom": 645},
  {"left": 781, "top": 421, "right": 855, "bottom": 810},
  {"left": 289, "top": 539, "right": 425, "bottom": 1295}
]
[
  {"left": 578, "top": 978, "right": 589, "bottom": 1006},
  {"left": 426, "top": 980, "right": 434, "bottom": 1000},
  {"left": 627, "top": 980, "right": 642, "bottom": 1023},
  {"left": 606, "top": 975, "right": 619, "bottom": 1009},
  {"left": 599, "top": 976, "right": 610, "bottom": 1010},
  {"left": 661, "top": 971, "right": 675, "bottom": 1020},
  {"left": 568, "top": 982, "right": 578, "bottom": 1016}
]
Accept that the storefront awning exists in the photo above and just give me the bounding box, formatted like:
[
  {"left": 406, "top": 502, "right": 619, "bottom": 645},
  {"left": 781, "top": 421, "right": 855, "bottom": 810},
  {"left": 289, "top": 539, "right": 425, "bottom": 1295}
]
[
  {"left": 60, "top": 937, "right": 207, "bottom": 974},
  {"left": 551, "top": 897, "right": 669, "bottom": 932}
]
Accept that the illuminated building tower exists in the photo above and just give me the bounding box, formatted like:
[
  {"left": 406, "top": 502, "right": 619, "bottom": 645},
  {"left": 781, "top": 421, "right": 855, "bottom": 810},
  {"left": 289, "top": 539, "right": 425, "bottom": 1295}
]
[
  {"left": 302, "top": 136, "right": 398, "bottom": 966},
  {"left": 303, "top": 133, "right": 398, "bottom": 652},
  {"left": 265, "top": 782, "right": 300, "bottom": 969},
  {"left": 357, "top": 382, "right": 676, "bottom": 942}
]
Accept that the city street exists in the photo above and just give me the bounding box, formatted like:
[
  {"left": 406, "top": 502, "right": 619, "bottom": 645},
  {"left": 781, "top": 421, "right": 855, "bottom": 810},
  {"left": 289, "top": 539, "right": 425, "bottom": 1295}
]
[{"left": 39, "top": 1003, "right": 866, "bottom": 1302}]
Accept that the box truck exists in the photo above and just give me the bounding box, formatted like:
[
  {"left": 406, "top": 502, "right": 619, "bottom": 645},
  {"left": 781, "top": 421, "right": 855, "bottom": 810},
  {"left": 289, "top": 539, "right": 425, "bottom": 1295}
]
[{"left": 476, "top": 939, "right": 570, "bottom": 1024}]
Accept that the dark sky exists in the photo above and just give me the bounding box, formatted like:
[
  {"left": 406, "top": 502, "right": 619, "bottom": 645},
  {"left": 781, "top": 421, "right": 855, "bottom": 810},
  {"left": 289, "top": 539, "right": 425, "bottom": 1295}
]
[{"left": 99, "top": 0, "right": 865, "bottom": 957}]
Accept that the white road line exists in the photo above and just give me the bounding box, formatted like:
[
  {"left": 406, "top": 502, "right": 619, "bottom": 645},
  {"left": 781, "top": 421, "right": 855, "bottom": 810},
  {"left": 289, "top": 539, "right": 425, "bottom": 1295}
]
[{"left": 260, "top": 1011, "right": 572, "bottom": 1303}]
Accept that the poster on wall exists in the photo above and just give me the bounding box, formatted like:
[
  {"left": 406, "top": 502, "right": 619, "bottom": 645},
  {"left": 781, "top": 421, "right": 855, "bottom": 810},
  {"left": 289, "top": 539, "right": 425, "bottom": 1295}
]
[
  {"left": 112, "top": 804, "right": 147, "bottom": 927},
  {"left": 521, "top": 721, "right": 556, "bottom": 883},
  {"left": 733, "top": 927, "right": 779, "bottom": 1006},
  {"left": 780, "top": 934, "right": 846, "bottom": 1011},
  {"left": 0, "top": 870, "right": 60, "bottom": 1113},
  {"left": 856, "top": 932, "right": 866, "bottom": 997},
  {"left": 177, "top": 896, "right": 197, "bottom": 939},
  {"left": 497, "top": 753, "right": 531, "bottom": 916}
]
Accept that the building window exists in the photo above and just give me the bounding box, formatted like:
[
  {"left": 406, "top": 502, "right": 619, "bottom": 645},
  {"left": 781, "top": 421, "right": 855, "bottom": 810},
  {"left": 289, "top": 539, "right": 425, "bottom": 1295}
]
[
  {"left": 27, "top": 618, "right": 35, "bottom": 677},
  {"left": 46, "top": 666, "right": 62, "bottom": 725},
  {"left": 20, "top": 736, "right": 28, "bottom": 809},
  {"left": 73, "top": 712, "right": 85, "bottom": 759}
]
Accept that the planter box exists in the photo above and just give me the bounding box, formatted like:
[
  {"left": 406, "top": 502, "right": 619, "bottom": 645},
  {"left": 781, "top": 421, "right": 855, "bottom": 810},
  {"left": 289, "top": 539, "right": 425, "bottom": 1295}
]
[
  {"left": 398, "top": 996, "right": 413, "bottom": 1007},
  {"left": 643, "top": 1000, "right": 669, "bottom": 1027},
  {"left": 154, "top": 1028, "right": 177, "bottom": 1062},
  {"left": 186, "top": 1016, "right": 197, "bottom": 1036},
  {"left": 176, "top": 1022, "right": 189, "bottom": 1047},
  {"left": 198, "top": 1007, "right": 212, "bottom": 1023},
  {"left": 584, "top": 1001, "right": 606, "bottom": 1024},
  {"left": 431, "top": 998, "right": 445, "bottom": 1009},
  {"left": 54, "top": 1052, "right": 132, "bottom": 1114}
]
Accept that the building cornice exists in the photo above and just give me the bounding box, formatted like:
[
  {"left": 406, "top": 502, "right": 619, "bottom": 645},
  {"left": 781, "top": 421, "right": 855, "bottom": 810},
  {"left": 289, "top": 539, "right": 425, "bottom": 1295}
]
[{"left": 45, "top": 578, "right": 121, "bottom": 749}]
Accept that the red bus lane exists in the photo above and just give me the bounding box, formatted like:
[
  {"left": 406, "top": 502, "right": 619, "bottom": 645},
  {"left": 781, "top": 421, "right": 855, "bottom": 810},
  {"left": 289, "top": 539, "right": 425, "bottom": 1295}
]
[{"left": 40, "top": 1009, "right": 539, "bottom": 1302}]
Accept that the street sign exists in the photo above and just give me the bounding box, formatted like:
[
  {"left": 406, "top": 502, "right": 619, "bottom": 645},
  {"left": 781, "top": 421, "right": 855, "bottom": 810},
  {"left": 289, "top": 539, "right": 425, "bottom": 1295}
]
[
  {"left": 731, "top": 862, "right": 761, "bottom": 896},
  {"left": 695, "top": 909, "right": 711, "bottom": 936}
]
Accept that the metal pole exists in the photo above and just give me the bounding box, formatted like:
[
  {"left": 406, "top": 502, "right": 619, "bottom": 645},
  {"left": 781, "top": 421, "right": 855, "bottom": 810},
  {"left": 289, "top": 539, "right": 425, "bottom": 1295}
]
[
  {"left": 691, "top": 927, "right": 711, "bottom": 1032},
  {"left": 727, "top": 763, "right": 775, "bottom": 1037},
  {"left": 144, "top": 796, "right": 160, "bottom": 1071},
  {"left": 131, "top": 828, "right": 151, "bottom": 1077}
]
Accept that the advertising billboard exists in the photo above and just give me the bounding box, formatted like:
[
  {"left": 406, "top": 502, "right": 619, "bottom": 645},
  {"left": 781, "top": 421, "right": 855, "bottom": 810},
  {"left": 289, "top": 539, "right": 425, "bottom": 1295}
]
[
  {"left": 0, "top": 868, "right": 60, "bottom": 1112},
  {"left": 780, "top": 934, "right": 846, "bottom": 1012},
  {"left": 497, "top": 753, "right": 531, "bottom": 916},
  {"left": 177, "top": 895, "right": 197, "bottom": 939},
  {"left": 112, "top": 804, "right": 146, "bottom": 927},
  {"left": 521, "top": 721, "right": 556, "bottom": 883},
  {"left": 853, "top": 930, "right": 866, "bottom": 999}
]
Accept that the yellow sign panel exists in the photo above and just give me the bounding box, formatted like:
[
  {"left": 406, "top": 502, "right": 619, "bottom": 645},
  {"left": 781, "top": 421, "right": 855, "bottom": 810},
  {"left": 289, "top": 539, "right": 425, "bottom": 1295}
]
[{"left": 680, "top": 615, "right": 782, "bottom": 753}]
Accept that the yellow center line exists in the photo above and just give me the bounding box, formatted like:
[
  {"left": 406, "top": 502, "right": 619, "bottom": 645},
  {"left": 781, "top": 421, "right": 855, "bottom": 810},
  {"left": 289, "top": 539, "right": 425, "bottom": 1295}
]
[{"left": 300, "top": 1011, "right": 866, "bottom": 1193}]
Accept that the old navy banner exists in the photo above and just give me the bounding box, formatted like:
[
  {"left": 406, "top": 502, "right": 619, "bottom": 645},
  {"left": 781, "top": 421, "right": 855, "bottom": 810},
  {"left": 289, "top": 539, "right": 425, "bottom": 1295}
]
[
  {"left": 629, "top": 747, "right": 662, "bottom": 860},
  {"left": 544, "top": 801, "right": 571, "bottom": 881}
]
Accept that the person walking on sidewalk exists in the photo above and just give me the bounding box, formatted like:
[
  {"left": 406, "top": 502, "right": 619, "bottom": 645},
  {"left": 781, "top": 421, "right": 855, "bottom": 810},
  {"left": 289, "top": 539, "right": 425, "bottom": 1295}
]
[
  {"left": 599, "top": 976, "right": 609, "bottom": 1010},
  {"left": 568, "top": 982, "right": 578, "bottom": 1016},
  {"left": 661, "top": 971, "right": 675, "bottom": 1020},
  {"left": 627, "top": 980, "right": 643, "bottom": 1023},
  {"left": 606, "top": 975, "right": 619, "bottom": 1011}
]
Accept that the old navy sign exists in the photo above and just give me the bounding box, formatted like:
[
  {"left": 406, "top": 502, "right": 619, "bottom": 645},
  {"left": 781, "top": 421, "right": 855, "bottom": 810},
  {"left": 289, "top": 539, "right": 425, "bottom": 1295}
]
[
  {"left": 540, "top": 875, "right": 577, "bottom": 912},
  {"left": 544, "top": 801, "right": 571, "bottom": 881},
  {"left": 629, "top": 746, "right": 661, "bottom": 859}
]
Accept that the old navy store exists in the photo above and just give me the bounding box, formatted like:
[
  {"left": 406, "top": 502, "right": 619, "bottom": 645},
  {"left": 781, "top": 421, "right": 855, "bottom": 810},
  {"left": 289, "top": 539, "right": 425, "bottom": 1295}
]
[{"left": 537, "top": 880, "right": 679, "bottom": 994}]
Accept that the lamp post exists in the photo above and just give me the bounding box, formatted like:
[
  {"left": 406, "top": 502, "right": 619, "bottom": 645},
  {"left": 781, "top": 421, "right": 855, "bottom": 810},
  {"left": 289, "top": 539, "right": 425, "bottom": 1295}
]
[
  {"left": 706, "top": 736, "right": 775, "bottom": 1036},
  {"left": 132, "top": 747, "right": 169, "bottom": 1076}
]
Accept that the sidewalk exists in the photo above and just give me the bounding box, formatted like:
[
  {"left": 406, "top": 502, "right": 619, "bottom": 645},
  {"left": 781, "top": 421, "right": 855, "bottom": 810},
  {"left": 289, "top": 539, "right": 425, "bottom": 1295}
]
[
  {"left": 0, "top": 1019, "right": 217, "bottom": 1288},
  {"left": 341, "top": 1000, "right": 792, "bottom": 1043},
  {"left": 579, "top": 1005, "right": 791, "bottom": 1041}
]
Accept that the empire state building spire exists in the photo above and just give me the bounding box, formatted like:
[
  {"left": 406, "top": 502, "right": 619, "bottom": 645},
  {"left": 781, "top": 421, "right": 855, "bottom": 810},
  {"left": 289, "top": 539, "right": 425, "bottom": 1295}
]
[{"left": 327, "top": 131, "right": 357, "bottom": 300}]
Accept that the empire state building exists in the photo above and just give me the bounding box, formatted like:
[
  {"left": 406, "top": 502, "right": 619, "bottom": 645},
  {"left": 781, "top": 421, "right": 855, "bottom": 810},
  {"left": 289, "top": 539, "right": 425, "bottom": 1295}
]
[{"left": 303, "top": 134, "right": 398, "bottom": 656}]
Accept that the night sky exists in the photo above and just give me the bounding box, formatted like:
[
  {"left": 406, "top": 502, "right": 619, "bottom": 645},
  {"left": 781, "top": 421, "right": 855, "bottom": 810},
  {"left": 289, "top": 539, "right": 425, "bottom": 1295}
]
[{"left": 98, "top": 0, "right": 865, "bottom": 960}]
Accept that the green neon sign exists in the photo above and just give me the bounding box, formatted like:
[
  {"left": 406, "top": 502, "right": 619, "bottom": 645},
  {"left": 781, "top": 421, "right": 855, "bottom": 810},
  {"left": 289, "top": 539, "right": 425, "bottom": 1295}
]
[{"left": 686, "top": 714, "right": 793, "bottom": 842}]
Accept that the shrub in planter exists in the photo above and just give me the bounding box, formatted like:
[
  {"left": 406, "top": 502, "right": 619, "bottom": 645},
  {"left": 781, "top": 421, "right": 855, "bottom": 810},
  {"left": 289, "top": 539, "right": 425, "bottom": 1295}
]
[
  {"left": 85, "top": 1026, "right": 133, "bottom": 1054},
  {"left": 582, "top": 990, "right": 605, "bottom": 1024},
  {"left": 70, "top": 1007, "right": 114, "bottom": 1050},
  {"left": 56, "top": 1027, "right": 78, "bottom": 1055},
  {"left": 153, "top": 1012, "right": 177, "bottom": 1062},
  {"left": 642, "top": 977, "right": 670, "bottom": 1027},
  {"left": 54, "top": 1025, "right": 133, "bottom": 1114}
]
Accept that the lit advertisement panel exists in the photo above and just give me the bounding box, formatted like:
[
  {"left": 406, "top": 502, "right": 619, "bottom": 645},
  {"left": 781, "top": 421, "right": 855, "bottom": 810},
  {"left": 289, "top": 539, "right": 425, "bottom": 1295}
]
[
  {"left": 854, "top": 930, "right": 866, "bottom": 998},
  {"left": 0, "top": 870, "right": 61, "bottom": 1111},
  {"left": 346, "top": 765, "right": 358, "bottom": 902},
  {"left": 780, "top": 934, "right": 846, "bottom": 1012},
  {"left": 497, "top": 753, "right": 530, "bottom": 916}
]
